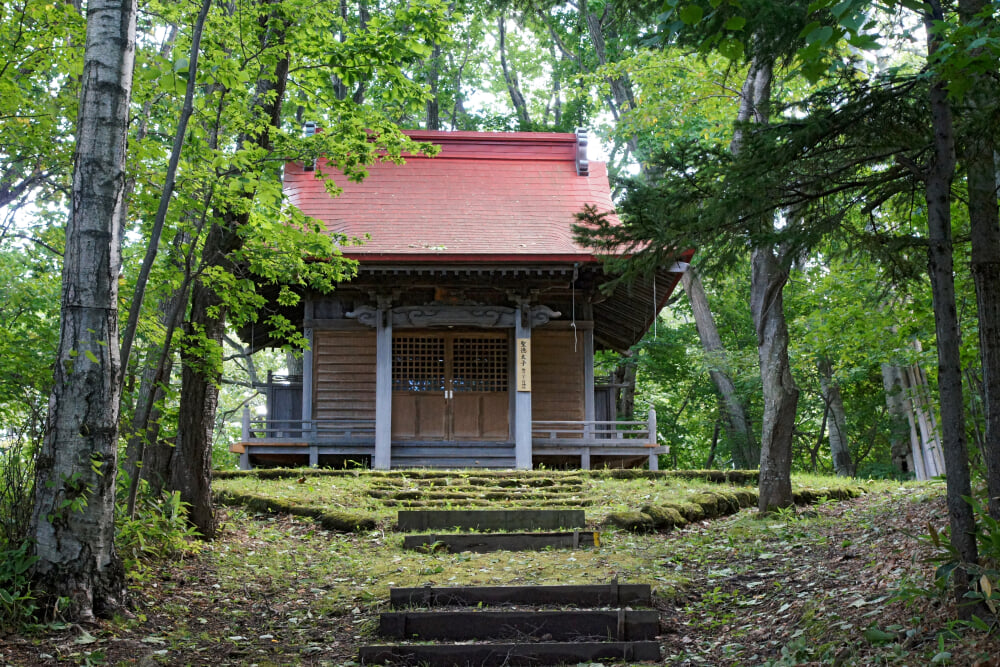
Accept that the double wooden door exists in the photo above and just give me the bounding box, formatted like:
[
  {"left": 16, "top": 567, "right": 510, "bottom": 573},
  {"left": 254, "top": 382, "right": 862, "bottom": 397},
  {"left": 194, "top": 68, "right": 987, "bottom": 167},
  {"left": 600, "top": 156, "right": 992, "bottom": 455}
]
[{"left": 391, "top": 332, "right": 510, "bottom": 441}]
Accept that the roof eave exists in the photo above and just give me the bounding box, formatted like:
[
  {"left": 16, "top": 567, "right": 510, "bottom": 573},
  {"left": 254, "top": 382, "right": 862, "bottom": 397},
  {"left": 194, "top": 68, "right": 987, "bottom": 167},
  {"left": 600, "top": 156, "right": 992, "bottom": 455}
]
[{"left": 344, "top": 252, "right": 603, "bottom": 264}]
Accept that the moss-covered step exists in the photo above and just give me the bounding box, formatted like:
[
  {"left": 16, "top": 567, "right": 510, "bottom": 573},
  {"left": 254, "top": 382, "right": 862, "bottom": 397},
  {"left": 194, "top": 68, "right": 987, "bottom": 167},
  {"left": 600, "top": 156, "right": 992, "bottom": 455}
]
[
  {"left": 378, "top": 609, "right": 659, "bottom": 641},
  {"left": 402, "top": 530, "right": 601, "bottom": 553},
  {"left": 396, "top": 509, "right": 586, "bottom": 532},
  {"left": 389, "top": 583, "right": 652, "bottom": 608}
]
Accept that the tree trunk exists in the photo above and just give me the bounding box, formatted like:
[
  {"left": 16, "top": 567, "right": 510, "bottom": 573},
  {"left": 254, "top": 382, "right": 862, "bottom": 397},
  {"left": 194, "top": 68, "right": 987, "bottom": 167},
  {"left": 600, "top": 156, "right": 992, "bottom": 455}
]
[
  {"left": 172, "top": 251, "right": 234, "bottom": 539},
  {"left": 425, "top": 44, "right": 441, "bottom": 130},
  {"left": 705, "top": 421, "right": 720, "bottom": 468},
  {"left": 959, "top": 0, "right": 1000, "bottom": 520},
  {"left": 581, "top": 0, "right": 641, "bottom": 165},
  {"left": 123, "top": 280, "right": 188, "bottom": 511},
  {"left": 613, "top": 360, "right": 636, "bottom": 419},
  {"left": 119, "top": 0, "right": 210, "bottom": 376},
  {"left": 28, "top": 0, "right": 137, "bottom": 621},
  {"left": 681, "top": 268, "right": 759, "bottom": 468},
  {"left": 923, "top": 0, "right": 979, "bottom": 614},
  {"left": 818, "top": 358, "right": 855, "bottom": 476},
  {"left": 881, "top": 360, "right": 946, "bottom": 479},
  {"left": 169, "top": 0, "right": 290, "bottom": 539},
  {"left": 906, "top": 362, "right": 946, "bottom": 475},
  {"left": 881, "top": 363, "right": 918, "bottom": 475},
  {"left": 752, "top": 245, "right": 799, "bottom": 510},
  {"left": 730, "top": 56, "right": 799, "bottom": 511},
  {"left": 497, "top": 16, "right": 531, "bottom": 129}
]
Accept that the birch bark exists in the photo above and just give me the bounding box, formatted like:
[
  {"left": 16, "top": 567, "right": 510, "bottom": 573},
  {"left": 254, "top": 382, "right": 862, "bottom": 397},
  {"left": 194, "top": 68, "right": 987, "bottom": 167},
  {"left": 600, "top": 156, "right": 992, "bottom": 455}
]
[{"left": 28, "top": 0, "right": 137, "bottom": 620}]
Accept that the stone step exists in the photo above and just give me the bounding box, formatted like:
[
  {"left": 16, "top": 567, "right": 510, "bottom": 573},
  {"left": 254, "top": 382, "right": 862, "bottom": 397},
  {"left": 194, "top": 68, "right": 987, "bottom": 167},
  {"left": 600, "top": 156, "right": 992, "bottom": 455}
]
[
  {"left": 389, "top": 583, "right": 652, "bottom": 608},
  {"left": 382, "top": 498, "right": 593, "bottom": 509},
  {"left": 378, "top": 609, "right": 658, "bottom": 641},
  {"left": 371, "top": 488, "right": 584, "bottom": 501},
  {"left": 359, "top": 641, "right": 662, "bottom": 666},
  {"left": 402, "top": 530, "right": 600, "bottom": 553},
  {"left": 396, "top": 509, "right": 586, "bottom": 532}
]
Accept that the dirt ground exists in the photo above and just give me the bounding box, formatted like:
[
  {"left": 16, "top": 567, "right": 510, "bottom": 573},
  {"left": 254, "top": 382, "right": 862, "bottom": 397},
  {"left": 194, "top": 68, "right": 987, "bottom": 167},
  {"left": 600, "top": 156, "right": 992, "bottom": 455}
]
[{"left": 2, "top": 485, "right": 999, "bottom": 666}]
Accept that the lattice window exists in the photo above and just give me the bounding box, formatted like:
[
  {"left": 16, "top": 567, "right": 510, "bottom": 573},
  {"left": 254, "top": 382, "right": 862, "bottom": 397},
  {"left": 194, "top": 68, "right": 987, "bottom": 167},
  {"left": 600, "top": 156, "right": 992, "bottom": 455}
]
[
  {"left": 392, "top": 336, "right": 445, "bottom": 391},
  {"left": 452, "top": 337, "right": 508, "bottom": 392}
]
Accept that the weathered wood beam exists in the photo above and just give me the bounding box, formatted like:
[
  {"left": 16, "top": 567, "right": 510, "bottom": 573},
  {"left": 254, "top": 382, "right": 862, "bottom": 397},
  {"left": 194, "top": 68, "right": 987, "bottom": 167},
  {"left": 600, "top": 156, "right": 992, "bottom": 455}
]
[{"left": 374, "top": 301, "right": 392, "bottom": 470}]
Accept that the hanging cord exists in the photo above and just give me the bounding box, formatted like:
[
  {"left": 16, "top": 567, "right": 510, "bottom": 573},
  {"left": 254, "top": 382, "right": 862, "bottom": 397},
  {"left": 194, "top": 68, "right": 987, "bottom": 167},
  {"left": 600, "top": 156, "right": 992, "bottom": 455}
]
[{"left": 571, "top": 263, "right": 579, "bottom": 352}]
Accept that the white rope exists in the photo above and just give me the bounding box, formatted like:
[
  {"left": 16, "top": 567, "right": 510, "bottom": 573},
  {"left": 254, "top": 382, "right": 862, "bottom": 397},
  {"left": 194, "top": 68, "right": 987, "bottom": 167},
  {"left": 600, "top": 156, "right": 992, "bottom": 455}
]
[{"left": 571, "top": 265, "right": 578, "bottom": 352}]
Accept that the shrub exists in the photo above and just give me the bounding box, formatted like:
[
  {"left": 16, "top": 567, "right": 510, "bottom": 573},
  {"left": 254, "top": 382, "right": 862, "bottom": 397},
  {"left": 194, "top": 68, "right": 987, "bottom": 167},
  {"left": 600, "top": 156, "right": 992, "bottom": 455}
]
[
  {"left": 117, "top": 489, "right": 201, "bottom": 576},
  {"left": 0, "top": 426, "right": 38, "bottom": 550},
  {"left": 0, "top": 541, "right": 38, "bottom": 633}
]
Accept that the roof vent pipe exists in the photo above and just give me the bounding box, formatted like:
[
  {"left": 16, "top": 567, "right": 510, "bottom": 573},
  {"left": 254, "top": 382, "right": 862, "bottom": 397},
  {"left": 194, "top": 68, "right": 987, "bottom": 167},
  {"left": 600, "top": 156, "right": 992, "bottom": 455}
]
[
  {"left": 575, "top": 128, "right": 589, "bottom": 177},
  {"left": 303, "top": 121, "right": 317, "bottom": 171}
]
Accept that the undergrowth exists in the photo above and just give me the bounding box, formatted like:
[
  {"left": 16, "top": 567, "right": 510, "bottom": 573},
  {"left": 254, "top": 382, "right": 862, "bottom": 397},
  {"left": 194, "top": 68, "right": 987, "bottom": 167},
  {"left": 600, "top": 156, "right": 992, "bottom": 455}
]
[{"left": 116, "top": 481, "right": 203, "bottom": 579}]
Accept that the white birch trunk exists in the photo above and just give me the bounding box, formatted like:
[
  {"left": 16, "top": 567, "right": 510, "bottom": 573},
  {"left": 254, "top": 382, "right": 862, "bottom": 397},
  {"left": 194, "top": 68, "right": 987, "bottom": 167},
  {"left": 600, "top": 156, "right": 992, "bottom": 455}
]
[{"left": 28, "top": 0, "right": 137, "bottom": 620}]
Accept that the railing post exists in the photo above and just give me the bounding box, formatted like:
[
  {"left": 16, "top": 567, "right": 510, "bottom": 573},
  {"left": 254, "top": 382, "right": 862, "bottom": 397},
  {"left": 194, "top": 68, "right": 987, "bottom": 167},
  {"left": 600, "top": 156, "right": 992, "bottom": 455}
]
[
  {"left": 648, "top": 407, "right": 659, "bottom": 471},
  {"left": 240, "top": 406, "right": 252, "bottom": 471}
]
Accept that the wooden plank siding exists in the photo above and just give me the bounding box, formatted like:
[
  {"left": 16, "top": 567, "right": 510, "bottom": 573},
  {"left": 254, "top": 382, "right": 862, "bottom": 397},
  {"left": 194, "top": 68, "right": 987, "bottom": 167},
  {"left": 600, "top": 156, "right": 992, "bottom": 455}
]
[
  {"left": 531, "top": 330, "right": 585, "bottom": 422},
  {"left": 313, "top": 330, "right": 376, "bottom": 422}
]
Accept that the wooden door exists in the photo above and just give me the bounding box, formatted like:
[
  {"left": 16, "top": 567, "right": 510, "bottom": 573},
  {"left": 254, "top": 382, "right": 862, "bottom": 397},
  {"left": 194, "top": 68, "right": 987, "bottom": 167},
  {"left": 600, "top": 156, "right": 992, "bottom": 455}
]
[
  {"left": 391, "top": 332, "right": 509, "bottom": 441},
  {"left": 391, "top": 335, "right": 447, "bottom": 439},
  {"left": 450, "top": 334, "right": 510, "bottom": 439}
]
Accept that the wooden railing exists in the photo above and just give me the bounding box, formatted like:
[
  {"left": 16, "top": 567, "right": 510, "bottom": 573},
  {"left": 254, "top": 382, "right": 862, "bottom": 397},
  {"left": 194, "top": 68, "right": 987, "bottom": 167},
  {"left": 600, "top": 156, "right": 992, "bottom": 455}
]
[
  {"left": 239, "top": 407, "right": 663, "bottom": 470},
  {"left": 532, "top": 410, "right": 657, "bottom": 446},
  {"left": 241, "top": 409, "right": 375, "bottom": 443}
]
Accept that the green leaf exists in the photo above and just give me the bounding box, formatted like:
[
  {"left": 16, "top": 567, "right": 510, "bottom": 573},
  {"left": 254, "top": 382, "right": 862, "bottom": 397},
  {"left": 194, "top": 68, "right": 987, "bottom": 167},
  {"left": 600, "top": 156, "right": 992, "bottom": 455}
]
[
  {"left": 805, "top": 25, "right": 833, "bottom": 45},
  {"left": 718, "top": 37, "right": 744, "bottom": 61},
  {"left": 725, "top": 16, "right": 746, "bottom": 31},
  {"left": 830, "top": 0, "right": 854, "bottom": 19},
  {"left": 679, "top": 5, "right": 704, "bottom": 25},
  {"left": 84, "top": 350, "right": 99, "bottom": 364},
  {"left": 863, "top": 626, "right": 897, "bottom": 645}
]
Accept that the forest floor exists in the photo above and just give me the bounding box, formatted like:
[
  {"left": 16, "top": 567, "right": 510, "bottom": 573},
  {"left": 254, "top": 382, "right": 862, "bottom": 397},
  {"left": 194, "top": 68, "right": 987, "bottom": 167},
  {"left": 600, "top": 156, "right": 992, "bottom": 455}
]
[{"left": 1, "top": 474, "right": 999, "bottom": 666}]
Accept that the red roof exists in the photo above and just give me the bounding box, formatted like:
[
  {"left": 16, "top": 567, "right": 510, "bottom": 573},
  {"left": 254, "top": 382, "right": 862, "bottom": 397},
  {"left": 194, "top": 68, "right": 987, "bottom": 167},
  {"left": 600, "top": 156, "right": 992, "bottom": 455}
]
[{"left": 283, "top": 130, "right": 617, "bottom": 262}]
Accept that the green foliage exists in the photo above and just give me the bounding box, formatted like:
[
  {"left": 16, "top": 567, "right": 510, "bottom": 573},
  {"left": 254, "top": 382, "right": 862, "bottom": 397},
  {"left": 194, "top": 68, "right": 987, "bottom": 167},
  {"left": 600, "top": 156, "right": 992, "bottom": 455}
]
[
  {"left": 900, "top": 496, "right": 1000, "bottom": 628},
  {"left": 0, "top": 425, "right": 37, "bottom": 550},
  {"left": 0, "top": 541, "right": 38, "bottom": 633},
  {"left": 0, "top": 0, "right": 83, "bottom": 212},
  {"left": 116, "top": 489, "right": 202, "bottom": 577}
]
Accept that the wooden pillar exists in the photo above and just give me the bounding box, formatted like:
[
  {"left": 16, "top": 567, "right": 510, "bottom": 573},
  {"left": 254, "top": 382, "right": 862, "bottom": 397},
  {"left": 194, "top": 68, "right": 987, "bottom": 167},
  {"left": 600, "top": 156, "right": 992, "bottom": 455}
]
[
  {"left": 648, "top": 407, "right": 659, "bottom": 471},
  {"left": 584, "top": 327, "right": 595, "bottom": 427},
  {"left": 514, "top": 304, "right": 532, "bottom": 470},
  {"left": 302, "top": 301, "right": 314, "bottom": 430},
  {"left": 374, "top": 301, "right": 393, "bottom": 470},
  {"left": 240, "top": 407, "right": 251, "bottom": 470},
  {"left": 303, "top": 301, "right": 315, "bottom": 465}
]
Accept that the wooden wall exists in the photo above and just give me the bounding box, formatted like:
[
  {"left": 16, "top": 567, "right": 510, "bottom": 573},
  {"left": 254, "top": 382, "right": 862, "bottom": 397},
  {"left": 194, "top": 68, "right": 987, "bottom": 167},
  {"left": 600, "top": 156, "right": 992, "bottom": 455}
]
[
  {"left": 531, "top": 330, "right": 585, "bottom": 421},
  {"left": 313, "top": 329, "right": 376, "bottom": 421}
]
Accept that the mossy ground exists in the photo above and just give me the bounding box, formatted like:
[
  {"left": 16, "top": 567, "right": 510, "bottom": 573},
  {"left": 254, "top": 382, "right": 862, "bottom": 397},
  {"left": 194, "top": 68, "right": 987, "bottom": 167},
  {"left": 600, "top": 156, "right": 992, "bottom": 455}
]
[{"left": 3, "top": 473, "right": 996, "bottom": 666}]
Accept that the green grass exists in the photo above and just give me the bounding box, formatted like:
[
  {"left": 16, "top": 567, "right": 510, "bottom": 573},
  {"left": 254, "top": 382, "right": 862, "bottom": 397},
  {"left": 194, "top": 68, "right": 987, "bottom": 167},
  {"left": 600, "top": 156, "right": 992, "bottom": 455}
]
[{"left": 213, "top": 469, "right": 869, "bottom": 528}]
